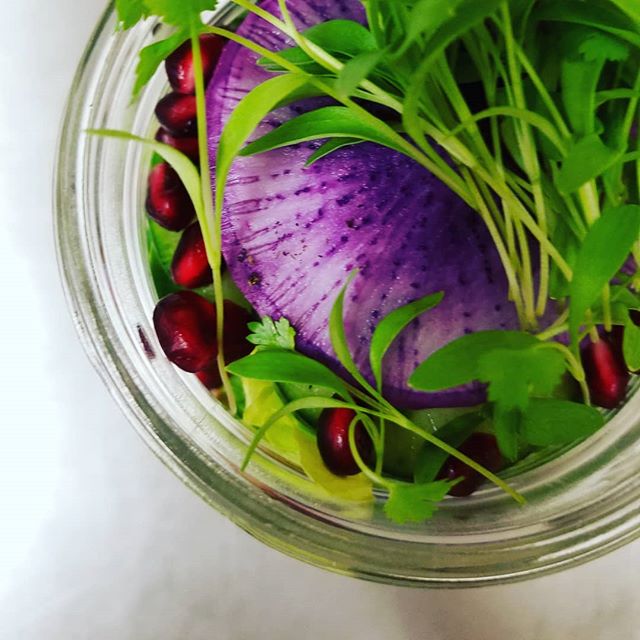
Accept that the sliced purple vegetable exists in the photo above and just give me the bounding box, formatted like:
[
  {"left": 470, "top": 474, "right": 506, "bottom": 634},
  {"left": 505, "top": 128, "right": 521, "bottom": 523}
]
[{"left": 205, "top": 0, "right": 520, "bottom": 408}]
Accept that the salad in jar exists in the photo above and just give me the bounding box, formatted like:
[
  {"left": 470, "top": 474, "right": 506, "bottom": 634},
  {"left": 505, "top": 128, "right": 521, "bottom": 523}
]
[{"left": 97, "top": 0, "right": 640, "bottom": 524}]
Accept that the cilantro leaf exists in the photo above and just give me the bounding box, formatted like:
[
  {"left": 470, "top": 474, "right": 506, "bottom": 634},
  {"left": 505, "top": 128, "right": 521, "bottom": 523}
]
[
  {"left": 477, "top": 346, "right": 566, "bottom": 412},
  {"left": 133, "top": 30, "right": 189, "bottom": 99},
  {"left": 409, "top": 331, "right": 538, "bottom": 392},
  {"left": 143, "top": 0, "right": 214, "bottom": 27},
  {"left": 579, "top": 32, "right": 629, "bottom": 62},
  {"left": 522, "top": 399, "right": 604, "bottom": 446},
  {"left": 115, "top": 0, "right": 148, "bottom": 29},
  {"left": 247, "top": 317, "right": 296, "bottom": 350},
  {"left": 384, "top": 480, "right": 454, "bottom": 524}
]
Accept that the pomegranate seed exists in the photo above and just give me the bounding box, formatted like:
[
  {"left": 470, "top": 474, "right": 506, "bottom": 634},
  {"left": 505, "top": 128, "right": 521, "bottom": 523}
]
[
  {"left": 155, "top": 93, "right": 197, "bottom": 137},
  {"left": 155, "top": 128, "right": 199, "bottom": 164},
  {"left": 195, "top": 301, "right": 254, "bottom": 389},
  {"left": 317, "top": 408, "right": 374, "bottom": 476},
  {"left": 153, "top": 291, "right": 217, "bottom": 372},
  {"left": 171, "top": 223, "right": 213, "bottom": 289},
  {"left": 146, "top": 162, "right": 195, "bottom": 231},
  {"left": 196, "top": 363, "right": 221, "bottom": 390},
  {"left": 437, "top": 433, "right": 502, "bottom": 497},
  {"left": 582, "top": 334, "right": 630, "bottom": 409},
  {"left": 165, "top": 34, "right": 224, "bottom": 95}
]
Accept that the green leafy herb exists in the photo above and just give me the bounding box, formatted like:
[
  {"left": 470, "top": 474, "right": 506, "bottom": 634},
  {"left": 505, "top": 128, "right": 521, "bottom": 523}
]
[
  {"left": 305, "top": 138, "right": 364, "bottom": 166},
  {"left": 240, "top": 106, "right": 408, "bottom": 158},
  {"left": 409, "top": 330, "right": 538, "bottom": 392},
  {"left": 133, "top": 30, "right": 189, "bottom": 99},
  {"left": 369, "top": 291, "right": 443, "bottom": 390},
  {"left": 227, "top": 349, "right": 351, "bottom": 399},
  {"left": 522, "top": 399, "right": 604, "bottom": 446},
  {"left": 384, "top": 480, "right": 455, "bottom": 524},
  {"left": 477, "top": 345, "right": 566, "bottom": 411},
  {"left": 247, "top": 317, "right": 296, "bottom": 350},
  {"left": 569, "top": 205, "right": 640, "bottom": 341},
  {"left": 115, "top": 0, "right": 148, "bottom": 29},
  {"left": 624, "top": 313, "right": 640, "bottom": 371}
]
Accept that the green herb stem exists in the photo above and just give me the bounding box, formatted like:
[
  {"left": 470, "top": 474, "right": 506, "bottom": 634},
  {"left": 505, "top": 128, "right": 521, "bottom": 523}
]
[{"left": 191, "top": 27, "right": 236, "bottom": 414}]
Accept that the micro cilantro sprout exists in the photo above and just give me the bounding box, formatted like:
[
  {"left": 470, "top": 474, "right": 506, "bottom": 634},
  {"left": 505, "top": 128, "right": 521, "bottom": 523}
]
[{"left": 103, "top": 0, "right": 640, "bottom": 525}]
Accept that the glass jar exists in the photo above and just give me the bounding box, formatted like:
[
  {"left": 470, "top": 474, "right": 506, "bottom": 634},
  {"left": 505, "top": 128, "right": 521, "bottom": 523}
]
[{"left": 55, "top": 1, "right": 640, "bottom": 587}]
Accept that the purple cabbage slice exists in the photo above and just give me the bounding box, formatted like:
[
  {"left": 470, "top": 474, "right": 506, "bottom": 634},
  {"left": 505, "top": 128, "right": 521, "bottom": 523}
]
[{"left": 206, "top": 0, "right": 520, "bottom": 408}]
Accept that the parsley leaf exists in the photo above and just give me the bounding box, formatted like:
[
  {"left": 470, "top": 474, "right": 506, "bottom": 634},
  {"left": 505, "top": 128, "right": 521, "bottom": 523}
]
[
  {"left": 115, "top": 0, "right": 148, "bottom": 29},
  {"left": 133, "top": 30, "right": 189, "bottom": 99},
  {"left": 247, "top": 317, "right": 297, "bottom": 350},
  {"left": 384, "top": 480, "right": 454, "bottom": 524},
  {"left": 477, "top": 346, "right": 566, "bottom": 412},
  {"left": 143, "top": 0, "right": 214, "bottom": 26}
]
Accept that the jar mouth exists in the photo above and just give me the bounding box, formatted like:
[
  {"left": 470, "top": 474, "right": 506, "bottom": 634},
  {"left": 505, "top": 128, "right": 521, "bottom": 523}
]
[{"left": 55, "top": 1, "right": 640, "bottom": 587}]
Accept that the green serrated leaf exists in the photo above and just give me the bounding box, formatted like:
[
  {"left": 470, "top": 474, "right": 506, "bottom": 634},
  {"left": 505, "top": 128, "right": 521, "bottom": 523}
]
[
  {"left": 227, "top": 349, "right": 350, "bottom": 399},
  {"left": 369, "top": 292, "right": 443, "bottom": 390},
  {"left": 240, "top": 106, "right": 408, "bottom": 158},
  {"left": 569, "top": 205, "right": 640, "bottom": 341},
  {"left": 624, "top": 314, "right": 640, "bottom": 370},
  {"left": 247, "top": 317, "right": 296, "bottom": 350},
  {"left": 477, "top": 346, "right": 566, "bottom": 412},
  {"left": 522, "top": 398, "right": 604, "bottom": 446},
  {"left": 115, "top": 0, "right": 148, "bottom": 29},
  {"left": 133, "top": 30, "right": 188, "bottom": 99},
  {"left": 143, "top": 0, "right": 214, "bottom": 26},
  {"left": 383, "top": 480, "right": 453, "bottom": 524},
  {"left": 409, "top": 331, "right": 538, "bottom": 392},
  {"left": 556, "top": 134, "right": 623, "bottom": 195},
  {"left": 305, "top": 138, "right": 364, "bottom": 166}
]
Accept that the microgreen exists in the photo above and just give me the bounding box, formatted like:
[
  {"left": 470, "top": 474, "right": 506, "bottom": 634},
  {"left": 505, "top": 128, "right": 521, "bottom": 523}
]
[
  {"left": 247, "top": 317, "right": 296, "bottom": 350},
  {"left": 569, "top": 205, "right": 640, "bottom": 343},
  {"left": 384, "top": 480, "right": 456, "bottom": 524},
  {"left": 227, "top": 349, "right": 352, "bottom": 400}
]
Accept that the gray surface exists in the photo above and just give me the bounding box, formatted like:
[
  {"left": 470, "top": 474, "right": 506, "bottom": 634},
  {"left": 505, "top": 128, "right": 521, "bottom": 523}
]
[{"left": 1, "top": 1, "right": 640, "bottom": 638}]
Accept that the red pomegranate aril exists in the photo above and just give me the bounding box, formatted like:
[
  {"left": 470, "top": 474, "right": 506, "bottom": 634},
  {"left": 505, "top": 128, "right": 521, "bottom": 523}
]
[
  {"left": 582, "top": 334, "right": 630, "bottom": 409},
  {"left": 155, "top": 128, "right": 199, "bottom": 164},
  {"left": 146, "top": 162, "right": 195, "bottom": 231},
  {"left": 165, "top": 34, "right": 224, "bottom": 95},
  {"left": 153, "top": 291, "right": 217, "bottom": 372},
  {"left": 317, "top": 408, "right": 374, "bottom": 476},
  {"left": 196, "top": 363, "right": 222, "bottom": 390},
  {"left": 171, "top": 222, "right": 213, "bottom": 289},
  {"left": 155, "top": 93, "right": 198, "bottom": 137},
  {"left": 194, "top": 301, "right": 254, "bottom": 389},
  {"left": 437, "top": 433, "right": 502, "bottom": 497}
]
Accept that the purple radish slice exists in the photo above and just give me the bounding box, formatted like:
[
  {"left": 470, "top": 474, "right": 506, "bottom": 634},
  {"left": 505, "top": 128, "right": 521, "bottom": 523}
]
[
  {"left": 156, "top": 93, "right": 198, "bottom": 137},
  {"left": 165, "top": 34, "right": 225, "bottom": 95},
  {"left": 171, "top": 222, "right": 213, "bottom": 289},
  {"left": 206, "top": 0, "right": 520, "bottom": 408},
  {"left": 146, "top": 162, "right": 196, "bottom": 231}
]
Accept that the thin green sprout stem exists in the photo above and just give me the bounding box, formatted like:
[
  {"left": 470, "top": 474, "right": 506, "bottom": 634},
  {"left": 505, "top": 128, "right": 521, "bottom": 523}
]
[{"left": 191, "top": 28, "right": 236, "bottom": 413}]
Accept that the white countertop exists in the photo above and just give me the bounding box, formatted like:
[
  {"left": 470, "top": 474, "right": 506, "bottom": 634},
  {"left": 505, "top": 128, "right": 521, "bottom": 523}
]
[{"left": 1, "top": 1, "right": 640, "bottom": 638}]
